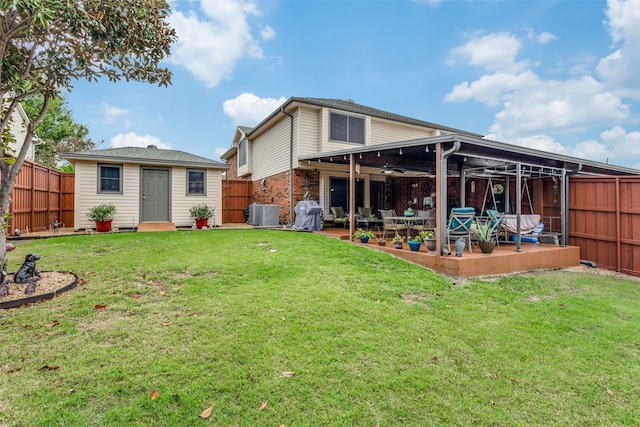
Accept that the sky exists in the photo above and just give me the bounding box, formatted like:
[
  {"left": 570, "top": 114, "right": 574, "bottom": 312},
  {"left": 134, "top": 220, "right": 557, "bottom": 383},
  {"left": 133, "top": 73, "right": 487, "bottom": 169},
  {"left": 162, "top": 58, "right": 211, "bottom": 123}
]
[{"left": 64, "top": 0, "right": 640, "bottom": 170}]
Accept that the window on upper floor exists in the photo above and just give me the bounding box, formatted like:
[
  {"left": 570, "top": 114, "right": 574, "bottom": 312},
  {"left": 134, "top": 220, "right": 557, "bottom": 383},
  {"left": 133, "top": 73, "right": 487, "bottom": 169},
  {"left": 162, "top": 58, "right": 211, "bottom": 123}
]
[
  {"left": 238, "top": 139, "right": 247, "bottom": 167},
  {"left": 98, "top": 164, "right": 122, "bottom": 193},
  {"left": 187, "top": 169, "right": 206, "bottom": 195},
  {"left": 330, "top": 112, "right": 365, "bottom": 144}
]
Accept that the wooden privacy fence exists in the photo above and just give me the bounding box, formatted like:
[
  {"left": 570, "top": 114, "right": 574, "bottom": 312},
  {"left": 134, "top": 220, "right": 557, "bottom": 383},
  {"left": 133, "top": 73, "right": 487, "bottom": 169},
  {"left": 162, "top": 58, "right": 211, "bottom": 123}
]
[
  {"left": 7, "top": 160, "right": 74, "bottom": 235},
  {"left": 222, "top": 180, "right": 252, "bottom": 223},
  {"left": 569, "top": 176, "right": 640, "bottom": 277}
]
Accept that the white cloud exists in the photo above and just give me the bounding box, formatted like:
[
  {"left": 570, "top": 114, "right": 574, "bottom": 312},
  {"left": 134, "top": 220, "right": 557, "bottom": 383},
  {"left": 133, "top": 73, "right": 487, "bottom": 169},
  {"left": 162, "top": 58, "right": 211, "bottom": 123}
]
[
  {"left": 214, "top": 146, "right": 228, "bottom": 158},
  {"left": 167, "top": 0, "right": 274, "bottom": 88},
  {"left": 110, "top": 132, "right": 172, "bottom": 149},
  {"left": 101, "top": 102, "right": 128, "bottom": 123},
  {"left": 448, "top": 32, "right": 527, "bottom": 73},
  {"left": 601, "top": 125, "right": 640, "bottom": 156},
  {"left": 222, "top": 93, "right": 287, "bottom": 126},
  {"left": 596, "top": 0, "right": 640, "bottom": 100},
  {"left": 527, "top": 29, "right": 557, "bottom": 44}
]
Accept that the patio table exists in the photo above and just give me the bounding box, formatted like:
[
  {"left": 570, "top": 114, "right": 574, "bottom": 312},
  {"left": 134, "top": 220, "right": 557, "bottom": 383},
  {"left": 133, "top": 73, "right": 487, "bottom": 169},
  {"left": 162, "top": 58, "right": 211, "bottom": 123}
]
[
  {"left": 356, "top": 218, "right": 383, "bottom": 230},
  {"left": 392, "top": 216, "right": 426, "bottom": 239}
]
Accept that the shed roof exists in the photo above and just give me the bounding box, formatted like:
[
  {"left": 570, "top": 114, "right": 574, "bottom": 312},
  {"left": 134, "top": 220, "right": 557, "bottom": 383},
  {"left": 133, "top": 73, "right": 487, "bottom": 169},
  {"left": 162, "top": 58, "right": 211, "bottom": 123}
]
[{"left": 62, "top": 146, "right": 229, "bottom": 170}]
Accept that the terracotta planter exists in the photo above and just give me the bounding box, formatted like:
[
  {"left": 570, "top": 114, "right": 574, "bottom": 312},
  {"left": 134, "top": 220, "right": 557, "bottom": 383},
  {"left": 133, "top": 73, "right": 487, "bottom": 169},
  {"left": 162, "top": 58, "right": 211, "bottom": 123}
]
[
  {"left": 95, "top": 219, "right": 112, "bottom": 233},
  {"left": 478, "top": 240, "right": 496, "bottom": 254},
  {"left": 195, "top": 218, "right": 209, "bottom": 229},
  {"left": 377, "top": 240, "right": 387, "bottom": 246}
]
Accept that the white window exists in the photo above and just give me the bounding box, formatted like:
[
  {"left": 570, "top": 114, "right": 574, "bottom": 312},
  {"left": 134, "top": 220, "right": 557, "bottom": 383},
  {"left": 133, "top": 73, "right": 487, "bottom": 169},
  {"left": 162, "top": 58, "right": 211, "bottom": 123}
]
[
  {"left": 238, "top": 139, "right": 247, "bottom": 167},
  {"left": 330, "top": 112, "right": 365, "bottom": 144}
]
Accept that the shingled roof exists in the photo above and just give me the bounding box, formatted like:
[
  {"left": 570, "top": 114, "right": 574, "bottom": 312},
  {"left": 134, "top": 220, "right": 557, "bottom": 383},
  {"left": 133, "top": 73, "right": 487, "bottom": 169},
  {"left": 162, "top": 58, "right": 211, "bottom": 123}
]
[
  {"left": 62, "top": 145, "right": 229, "bottom": 169},
  {"left": 245, "top": 97, "right": 484, "bottom": 138}
]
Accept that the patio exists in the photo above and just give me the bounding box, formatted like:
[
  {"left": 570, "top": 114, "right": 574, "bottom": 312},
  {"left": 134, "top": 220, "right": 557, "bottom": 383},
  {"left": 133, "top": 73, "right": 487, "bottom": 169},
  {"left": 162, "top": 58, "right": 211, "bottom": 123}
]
[{"left": 318, "top": 227, "right": 580, "bottom": 278}]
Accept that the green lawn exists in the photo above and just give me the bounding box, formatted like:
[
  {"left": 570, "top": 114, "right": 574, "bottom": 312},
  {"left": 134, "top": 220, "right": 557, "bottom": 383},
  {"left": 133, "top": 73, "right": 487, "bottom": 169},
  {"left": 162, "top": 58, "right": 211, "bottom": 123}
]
[{"left": 1, "top": 230, "right": 639, "bottom": 426}]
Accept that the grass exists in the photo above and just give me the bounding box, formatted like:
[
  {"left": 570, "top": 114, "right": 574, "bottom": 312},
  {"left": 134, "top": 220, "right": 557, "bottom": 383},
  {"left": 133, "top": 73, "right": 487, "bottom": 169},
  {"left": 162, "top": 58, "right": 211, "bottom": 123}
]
[{"left": 0, "top": 229, "right": 639, "bottom": 426}]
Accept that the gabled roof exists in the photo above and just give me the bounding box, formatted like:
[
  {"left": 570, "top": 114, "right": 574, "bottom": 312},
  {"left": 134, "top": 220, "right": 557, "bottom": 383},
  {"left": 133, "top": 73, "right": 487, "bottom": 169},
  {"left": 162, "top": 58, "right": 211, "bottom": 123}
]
[
  {"left": 62, "top": 146, "right": 229, "bottom": 169},
  {"left": 244, "top": 97, "right": 484, "bottom": 139}
]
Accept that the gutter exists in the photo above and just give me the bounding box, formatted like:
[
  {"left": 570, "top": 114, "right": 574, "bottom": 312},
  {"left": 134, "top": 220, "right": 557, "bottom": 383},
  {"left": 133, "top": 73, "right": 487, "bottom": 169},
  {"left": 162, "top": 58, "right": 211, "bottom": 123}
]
[
  {"left": 281, "top": 107, "right": 294, "bottom": 227},
  {"left": 438, "top": 138, "right": 461, "bottom": 254}
]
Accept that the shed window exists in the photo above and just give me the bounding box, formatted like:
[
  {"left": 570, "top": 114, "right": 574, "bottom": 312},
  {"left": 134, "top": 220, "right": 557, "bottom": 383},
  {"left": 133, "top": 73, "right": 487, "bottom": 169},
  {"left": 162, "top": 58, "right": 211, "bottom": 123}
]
[
  {"left": 238, "top": 139, "right": 247, "bottom": 167},
  {"left": 98, "top": 164, "right": 122, "bottom": 193},
  {"left": 330, "top": 112, "right": 365, "bottom": 144},
  {"left": 188, "top": 169, "right": 205, "bottom": 195}
]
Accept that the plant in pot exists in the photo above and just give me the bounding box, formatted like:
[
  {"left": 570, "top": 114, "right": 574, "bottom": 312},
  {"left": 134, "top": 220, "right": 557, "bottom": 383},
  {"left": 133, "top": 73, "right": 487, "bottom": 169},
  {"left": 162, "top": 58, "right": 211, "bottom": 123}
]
[
  {"left": 88, "top": 203, "right": 117, "bottom": 232},
  {"left": 474, "top": 222, "right": 496, "bottom": 254},
  {"left": 391, "top": 234, "right": 404, "bottom": 249},
  {"left": 352, "top": 228, "right": 375, "bottom": 244},
  {"left": 407, "top": 235, "right": 422, "bottom": 252},
  {"left": 190, "top": 204, "right": 215, "bottom": 229},
  {"left": 419, "top": 230, "right": 437, "bottom": 253}
]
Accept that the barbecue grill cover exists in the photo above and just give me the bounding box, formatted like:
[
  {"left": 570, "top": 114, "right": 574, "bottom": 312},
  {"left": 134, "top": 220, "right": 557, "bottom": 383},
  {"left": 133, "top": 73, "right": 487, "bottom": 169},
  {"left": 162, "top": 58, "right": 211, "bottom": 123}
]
[{"left": 294, "top": 200, "right": 322, "bottom": 231}]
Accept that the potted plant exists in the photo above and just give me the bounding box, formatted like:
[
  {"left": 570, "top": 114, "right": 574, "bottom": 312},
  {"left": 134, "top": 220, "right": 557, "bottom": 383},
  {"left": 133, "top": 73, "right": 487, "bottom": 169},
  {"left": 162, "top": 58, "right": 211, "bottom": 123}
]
[
  {"left": 352, "top": 228, "right": 375, "bottom": 244},
  {"left": 419, "top": 230, "right": 437, "bottom": 253},
  {"left": 407, "top": 235, "right": 422, "bottom": 252},
  {"left": 404, "top": 200, "right": 415, "bottom": 217},
  {"left": 190, "top": 204, "right": 215, "bottom": 229},
  {"left": 474, "top": 222, "right": 496, "bottom": 254},
  {"left": 88, "top": 203, "right": 117, "bottom": 232},
  {"left": 392, "top": 234, "right": 404, "bottom": 249}
]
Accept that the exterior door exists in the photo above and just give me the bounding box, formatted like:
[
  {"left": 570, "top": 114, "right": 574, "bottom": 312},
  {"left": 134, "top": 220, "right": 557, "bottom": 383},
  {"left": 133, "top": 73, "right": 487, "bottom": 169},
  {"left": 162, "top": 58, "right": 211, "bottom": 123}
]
[
  {"left": 329, "top": 177, "right": 364, "bottom": 214},
  {"left": 141, "top": 167, "right": 170, "bottom": 222}
]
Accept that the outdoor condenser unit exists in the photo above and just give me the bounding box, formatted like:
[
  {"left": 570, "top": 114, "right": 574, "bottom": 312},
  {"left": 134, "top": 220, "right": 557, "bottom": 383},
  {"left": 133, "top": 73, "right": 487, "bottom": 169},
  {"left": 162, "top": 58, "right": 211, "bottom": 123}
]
[{"left": 248, "top": 204, "right": 279, "bottom": 227}]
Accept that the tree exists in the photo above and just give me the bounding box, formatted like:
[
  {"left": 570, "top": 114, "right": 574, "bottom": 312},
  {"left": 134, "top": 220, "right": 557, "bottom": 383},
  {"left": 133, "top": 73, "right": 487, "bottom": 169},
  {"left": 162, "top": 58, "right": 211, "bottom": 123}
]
[
  {"left": 0, "top": 0, "right": 176, "bottom": 260},
  {"left": 22, "top": 93, "right": 96, "bottom": 169}
]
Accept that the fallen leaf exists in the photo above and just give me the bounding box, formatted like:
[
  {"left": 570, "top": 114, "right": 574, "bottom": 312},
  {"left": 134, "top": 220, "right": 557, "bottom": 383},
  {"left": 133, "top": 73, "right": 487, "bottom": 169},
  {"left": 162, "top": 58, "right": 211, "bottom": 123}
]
[
  {"left": 40, "top": 365, "right": 60, "bottom": 371},
  {"left": 282, "top": 372, "right": 295, "bottom": 378},
  {"left": 6, "top": 368, "right": 21, "bottom": 374},
  {"left": 94, "top": 304, "right": 106, "bottom": 310},
  {"left": 53, "top": 378, "right": 63, "bottom": 386},
  {"left": 159, "top": 291, "right": 166, "bottom": 296},
  {"left": 142, "top": 274, "right": 147, "bottom": 279},
  {"left": 68, "top": 389, "right": 74, "bottom": 395},
  {"left": 132, "top": 294, "right": 140, "bottom": 299},
  {"left": 607, "top": 388, "right": 614, "bottom": 396},
  {"left": 376, "top": 299, "right": 380, "bottom": 303},
  {"left": 511, "top": 378, "right": 519, "bottom": 383},
  {"left": 78, "top": 278, "right": 87, "bottom": 285},
  {"left": 85, "top": 271, "right": 95, "bottom": 275},
  {"left": 23, "top": 324, "right": 33, "bottom": 329},
  {"left": 45, "top": 320, "right": 60, "bottom": 328},
  {"left": 161, "top": 322, "right": 173, "bottom": 326},
  {"left": 493, "top": 372, "right": 499, "bottom": 378},
  {"left": 417, "top": 337, "right": 422, "bottom": 342},
  {"left": 112, "top": 377, "right": 124, "bottom": 383},
  {"left": 189, "top": 313, "right": 198, "bottom": 317},
  {"left": 150, "top": 390, "right": 158, "bottom": 400},
  {"left": 257, "top": 401, "right": 267, "bottom": 411},
  {"left": 491, "top": 401, "right": 496, "bottom": 406},
  {"left": 199, "top": 406, "right": 213, "bottom": 419}
]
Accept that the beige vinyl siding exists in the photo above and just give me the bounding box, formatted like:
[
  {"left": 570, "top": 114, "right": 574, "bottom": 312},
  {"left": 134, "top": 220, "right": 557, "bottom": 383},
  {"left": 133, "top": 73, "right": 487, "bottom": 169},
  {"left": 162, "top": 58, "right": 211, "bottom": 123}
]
[
  {"left": 369, "top": 117, "right": 437, "bottom": 145},
  {"left": 172, "top": 167, "right": 224, "bottom": 227},
  {"left": 251, "top": 116, "right": 293, "bottom": 180},
  {"left": 296, "top": 106, "right": 321, "bottom": 156},
  {"left": 74, "top": 161, "right": 140, "bottom": 230}
]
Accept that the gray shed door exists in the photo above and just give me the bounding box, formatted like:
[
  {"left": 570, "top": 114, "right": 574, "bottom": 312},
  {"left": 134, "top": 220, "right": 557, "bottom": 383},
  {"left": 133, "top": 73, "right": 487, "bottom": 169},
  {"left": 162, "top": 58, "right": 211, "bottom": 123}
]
[{"left": 141, "top": 168, "right": 170, "bottom": 222}]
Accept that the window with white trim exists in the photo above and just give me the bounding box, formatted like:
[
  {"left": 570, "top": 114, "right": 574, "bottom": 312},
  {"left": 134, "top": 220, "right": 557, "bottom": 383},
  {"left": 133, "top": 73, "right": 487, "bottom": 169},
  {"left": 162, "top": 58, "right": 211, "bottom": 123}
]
[
  {"left": 238, "top": 139, "right": 247, "bottom": 167},
  {"left": 98, "top": 164, "right": 122, "bottom": 193},
  {"left": 330, "top": 112, "right": 365, "bottom": 144}
]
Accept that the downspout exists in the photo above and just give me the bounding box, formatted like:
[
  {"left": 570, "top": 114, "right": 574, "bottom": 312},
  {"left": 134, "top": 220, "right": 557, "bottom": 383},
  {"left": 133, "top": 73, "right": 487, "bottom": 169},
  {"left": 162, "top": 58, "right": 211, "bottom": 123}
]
[
  {"left": 562, "top": 164, "right": 582, "bottom": 247},
  {"left": 437, "top": 138, "right": 461, "bottom": 254},
  {"left": 281, "top": 108, "right": 294, "bottom": 227}
]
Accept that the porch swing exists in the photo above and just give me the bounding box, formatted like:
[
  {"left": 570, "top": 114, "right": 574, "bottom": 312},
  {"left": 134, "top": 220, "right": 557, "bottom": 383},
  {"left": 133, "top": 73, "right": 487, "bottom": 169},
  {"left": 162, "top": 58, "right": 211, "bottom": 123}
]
[{"left": 500, "top": 176, "right": 543, "bottom": 240}]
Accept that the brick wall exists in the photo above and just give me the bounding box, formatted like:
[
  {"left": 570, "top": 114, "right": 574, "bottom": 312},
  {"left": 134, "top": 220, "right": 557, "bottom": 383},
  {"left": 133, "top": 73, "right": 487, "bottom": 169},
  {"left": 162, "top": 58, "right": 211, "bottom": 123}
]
[
  {"left": 251, "top": 169, "right": 320, "bottom": 224},
  {"left": 224, "top": 153, "right": 239, "bottom": 179}
]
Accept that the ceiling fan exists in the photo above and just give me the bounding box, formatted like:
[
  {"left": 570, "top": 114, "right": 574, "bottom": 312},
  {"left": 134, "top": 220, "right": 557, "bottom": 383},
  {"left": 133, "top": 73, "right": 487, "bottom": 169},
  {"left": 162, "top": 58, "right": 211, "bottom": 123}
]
[{"left": 381, "top": 163, "right": 405, "bottom": 174}]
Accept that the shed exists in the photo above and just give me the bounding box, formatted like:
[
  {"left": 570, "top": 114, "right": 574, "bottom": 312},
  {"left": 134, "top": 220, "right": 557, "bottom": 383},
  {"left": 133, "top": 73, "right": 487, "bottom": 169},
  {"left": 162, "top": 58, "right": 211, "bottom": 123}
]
[{"left": 62, "top": 145, "right": 229, "bottom": 231}]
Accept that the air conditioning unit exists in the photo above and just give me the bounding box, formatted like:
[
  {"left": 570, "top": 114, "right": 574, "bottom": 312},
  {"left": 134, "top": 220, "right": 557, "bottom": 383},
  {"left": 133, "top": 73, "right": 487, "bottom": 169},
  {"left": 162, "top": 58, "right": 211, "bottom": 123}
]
[{"left": 248, "top": 204, "right": 279, "bottom": 227}]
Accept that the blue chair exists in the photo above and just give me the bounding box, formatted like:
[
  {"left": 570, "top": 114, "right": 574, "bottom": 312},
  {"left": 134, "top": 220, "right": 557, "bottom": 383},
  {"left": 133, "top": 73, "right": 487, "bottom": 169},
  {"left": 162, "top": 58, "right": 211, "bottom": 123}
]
[{"left": 446, "top": 207, "right": 476, "bottom": 253}]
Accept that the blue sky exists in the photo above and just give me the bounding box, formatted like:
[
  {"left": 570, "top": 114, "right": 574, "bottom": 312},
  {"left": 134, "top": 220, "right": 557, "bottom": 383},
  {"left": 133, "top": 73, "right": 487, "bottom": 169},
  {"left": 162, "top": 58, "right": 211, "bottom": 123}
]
[{"left": 65, "top": 0, "right": 640, "bottom": 169}]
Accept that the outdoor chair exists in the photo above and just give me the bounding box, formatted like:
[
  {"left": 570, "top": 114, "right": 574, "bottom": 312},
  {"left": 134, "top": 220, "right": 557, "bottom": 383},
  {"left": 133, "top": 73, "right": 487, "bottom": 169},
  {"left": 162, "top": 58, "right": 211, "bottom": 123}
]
[
  {"left": 379, "top": 209, "right": 406, "bottom": 239},
  {"left": 412, "top": 209, "right": 434, "bottom": 232},
  {"left": 330, "top": 206, "right": 348, "bottom": 228},
  {"left": 358, "top": 207, "right": 372, "bottom": 218},
  {"left": 446, "top": 207, "right": 476, "bottom": 253}
]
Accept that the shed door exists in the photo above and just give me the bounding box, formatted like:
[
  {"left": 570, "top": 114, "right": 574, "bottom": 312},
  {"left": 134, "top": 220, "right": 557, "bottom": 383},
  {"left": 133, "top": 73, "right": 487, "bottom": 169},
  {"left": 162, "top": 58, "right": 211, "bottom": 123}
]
[{"left": 141, "top": 168, "right": 170, "bottom": 222}]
